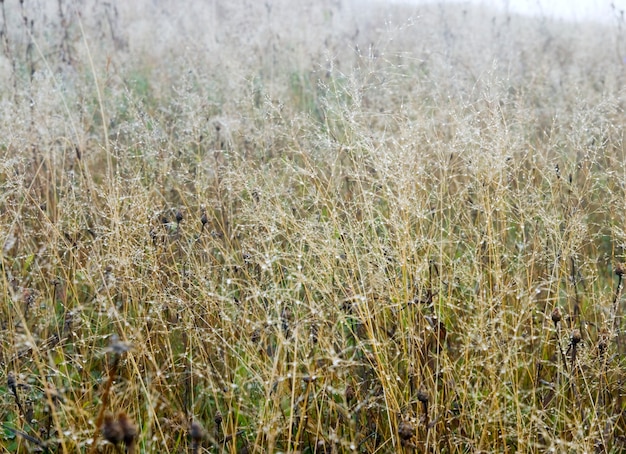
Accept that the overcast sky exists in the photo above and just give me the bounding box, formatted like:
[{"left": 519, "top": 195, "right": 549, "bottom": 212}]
[{"left": 377, "top": 0, "right": 626, "bottom": 23}]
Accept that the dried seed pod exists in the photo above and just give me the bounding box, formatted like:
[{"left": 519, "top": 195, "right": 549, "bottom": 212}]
[{"left": 615, "top": 262, "right": 625, "bottom": 277}]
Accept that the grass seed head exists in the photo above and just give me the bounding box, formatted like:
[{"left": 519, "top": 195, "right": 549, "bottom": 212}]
[{"left": 2, "top": 2, "right": 624, "bottom": 453}]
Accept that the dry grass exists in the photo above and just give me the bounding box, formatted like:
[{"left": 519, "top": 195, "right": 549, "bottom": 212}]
[{"left": 1, "top": 0, "right": 626, "bottom": 452}]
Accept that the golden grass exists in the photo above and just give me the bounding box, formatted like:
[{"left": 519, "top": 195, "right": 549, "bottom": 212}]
[{"left": 1, "top": 0, "right": 625, "bottom": 452}]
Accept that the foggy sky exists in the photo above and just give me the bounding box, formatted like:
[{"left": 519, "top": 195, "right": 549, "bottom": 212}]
[{"left": 372, "top": 0, "right": 626, "bottom": 23}]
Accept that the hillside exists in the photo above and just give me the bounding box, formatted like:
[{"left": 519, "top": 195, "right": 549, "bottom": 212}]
[{"left": 0, "top": 1, "right": 625, "bottom": 453}]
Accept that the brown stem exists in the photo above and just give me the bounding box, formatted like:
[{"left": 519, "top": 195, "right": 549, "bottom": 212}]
[
  {"left": 554, "top": 322, "right": 568, "bottom": 374},
  {"left": 612, "top": 272, "right": 623, "bottom": 333},
  {"left": 88, "top": 355, "right": 120, "bottom": 454}
]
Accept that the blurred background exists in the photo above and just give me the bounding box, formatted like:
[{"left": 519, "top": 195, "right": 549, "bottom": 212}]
[{"left": 373, "top": 0, "right": 626, "bottom": 23}]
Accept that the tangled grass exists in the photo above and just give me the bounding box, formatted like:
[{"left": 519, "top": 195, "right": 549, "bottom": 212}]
[{"left": 1, "top": 0, "right": 625, "bottom": 452}]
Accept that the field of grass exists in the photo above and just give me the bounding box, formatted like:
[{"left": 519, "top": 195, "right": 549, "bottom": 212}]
[{"left": 1, "top": 0, "right": 625, "bottom": 452}]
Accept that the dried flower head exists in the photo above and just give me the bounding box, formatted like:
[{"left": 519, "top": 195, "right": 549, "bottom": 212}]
[
  {"left": 398, "top": 420, "right": 414, "bottom": 441},
  {"left": 117, "top": 412, "right": 137, "bottom": 447},
  {"left": 316, "top": 439, "right": 330, "bottom": 454},
  {"left": 101, "top": 412, "right": 137, "bottom": 453},
  {"left": 101, "top": 412, "right": 123, "bottom": 446},
  {"left": 615, "top": 262, "right": 625, "bottom": 277},
  {"left": 105, "top": 334, "right": 132, "bottom": 355},
  {"left": 551, "top": 307, "right": 562, "bottom": 325},
  {"left": 189, "top": 420, "right": 205, "bottom": 443},
  {"left": 7, "top": 371, "right": 17, "bottom": 394},
  {"left": 345, "top": 385, "right": 355, "bottom": 403},
  {"left": 571, "top": 328, "right": 582, "bottom": 345}
]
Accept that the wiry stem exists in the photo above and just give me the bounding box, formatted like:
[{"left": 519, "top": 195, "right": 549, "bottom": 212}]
[
  {"left": 612, "top": 263, "right": 624, "bottom": 334},
  {"left": 88, "top": 354, "right": 120, "bottom": 454}
]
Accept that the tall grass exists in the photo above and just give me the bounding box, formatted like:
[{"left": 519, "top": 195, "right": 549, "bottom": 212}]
[{"left": 0, "top": 0, "right": 625, "bottom": 452}]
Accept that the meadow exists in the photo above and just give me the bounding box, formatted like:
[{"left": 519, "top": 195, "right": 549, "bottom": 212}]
[{"left": 1, "top": 0, "right": 625, "bottom": 452}]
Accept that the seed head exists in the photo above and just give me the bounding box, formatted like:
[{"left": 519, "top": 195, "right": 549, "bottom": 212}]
[
  {"left": 105, "top": 334, "right": 132, "bottom": 355},
  {"left": 417, "top": 389, "right": 429, "bottom": 404},
  {"left": 7, "top": 371, "right": 16, "bottom": 394},
  {"left": 214, "top": 411, "right": 223, "bottom": 426},
  {"left": 598, "top": 338, "right": 607, "bottom": 355},
  {"left": 598, "top": 328, "right": 609, "bottom": 356},
  {"left": 616, "top": 262, "right": 625, "bottom": 277},
  {"left": 316, "top": 440, "right": 330, "bottom": 454},
  {"left": 102, "top": 412, "right": 137, "bottom": 449},
  {"left": 189, "top": 420, "right": 205, "bottom": 442},
  {"left": 251, "top": 328, "right": 260, "bottom": 344},
  {"left": 551, "top": 307, "right": 562, "bottom": 325},
  {"left": 117, "top": 412, "right": 137, "bottom": 447},
  {"left": 398, "top": 420, "right": 414, "bottom": 441},
  {"left": 345, "top": 385, "right": 355, "bottom": 403},
  {"left": 571, "top": 328, "right": 582, "bottom": 345},
  {"left": 102, "top": 413, "right": 124, "bottom": 445}
]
